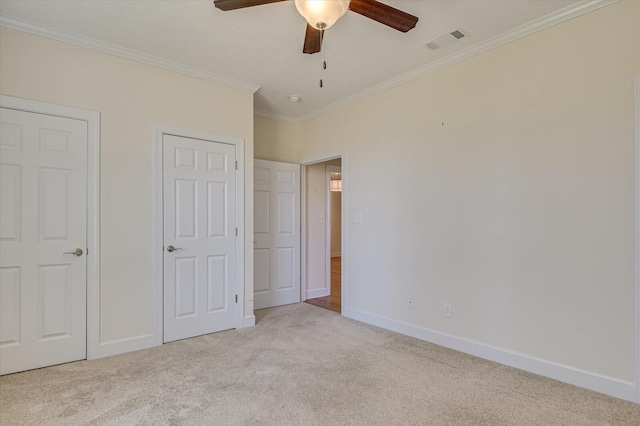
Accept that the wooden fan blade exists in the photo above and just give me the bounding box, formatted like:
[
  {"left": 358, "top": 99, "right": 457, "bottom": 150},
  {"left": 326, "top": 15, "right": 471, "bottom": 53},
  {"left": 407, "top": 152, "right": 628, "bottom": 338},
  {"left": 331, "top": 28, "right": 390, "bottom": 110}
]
[
  {"left": 214, "top": 0, "right": 286, "bottom": 11},
  {"left": 348, "top": 0, "right": 418, "bottom": 32},
  {"left": 303, "top": 24, "right": 323, "bottom": 55}
]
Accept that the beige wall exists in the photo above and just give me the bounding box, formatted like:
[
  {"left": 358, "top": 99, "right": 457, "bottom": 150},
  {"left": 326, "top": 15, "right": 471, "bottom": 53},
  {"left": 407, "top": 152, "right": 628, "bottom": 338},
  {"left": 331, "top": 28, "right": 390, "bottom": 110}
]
[
  {"left": 255, "top": 1, "right": 640, "bottom": 382},
  {"left": 0, "top": 27, "right": 255, "bottom": 343},
  {"left": 254, "top": 116, "right": 300, "bottom": 163},
  {"left": 330, "top": 191, "right": 341, "bottom": 256}
]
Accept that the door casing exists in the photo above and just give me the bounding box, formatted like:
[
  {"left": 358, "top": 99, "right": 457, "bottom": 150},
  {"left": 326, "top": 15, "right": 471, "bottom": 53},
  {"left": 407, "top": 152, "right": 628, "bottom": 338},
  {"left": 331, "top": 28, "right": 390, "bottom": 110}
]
[
  {"left": 326, "top": 164, "right": 342, "bottom": 295},
  {"left": 0, "top": 95, "right": 101, "bottom": 360},
  {"left": 152, "top": 124, "right": 246, "bottom": 345},
  {"left": 634, "top": 74, "right": 640, "bottom": 403}
]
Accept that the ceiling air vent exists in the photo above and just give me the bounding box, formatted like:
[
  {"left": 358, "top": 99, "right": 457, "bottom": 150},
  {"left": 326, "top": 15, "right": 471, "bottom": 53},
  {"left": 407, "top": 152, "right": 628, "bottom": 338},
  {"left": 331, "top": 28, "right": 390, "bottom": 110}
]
[{"left": 424, "top": 29, "right": 468, "bottom": 51}]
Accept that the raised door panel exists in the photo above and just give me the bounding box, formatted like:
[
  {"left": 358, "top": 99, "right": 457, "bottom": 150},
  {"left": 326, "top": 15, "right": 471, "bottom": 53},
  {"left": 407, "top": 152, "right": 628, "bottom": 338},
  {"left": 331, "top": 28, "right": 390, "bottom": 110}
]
[
  {"left": 175, "top": 257, "right": 198, "bottom": 318},
  {"left": 207, "top": 152, "right": 227, "bottom": 172},
  {"left": 277, "top": 192, "right": 295, "bottom": 235},
  {"left": 207, "top": 255, "right": 227, "bottom": 312},
  {"left": 38, "top": 265, "right": 72, "bottom": 340},
  {"left": 175, "top": 179, "right": 198, "bottom": 239},
  {"left": 0, "top": 122, "right": 23, "bottom": 152},
  {"left": 38, "top": 168, "right": 71, "bottom": 241},
  {"left": 0, "top": 267, "right": 21, "bottom": 347},
  {"left": 254, "top": 166, "right": 270, "bottom": 191},
  {"left": 207, "top": 182, "right": 227, "bottom": 238},
  {"left": 276, "top": 169, "right": 295, "bottom": 187},
  {"left": 254, "top": 249, "right": 270, "bottom": 294},
  {"left": 39, "top": 128, "right": 72, "bottom": 155},
  {"left": 0, "top": 165, "right": 21, "bottom": 242},
  {"left": 175, "top": 148, "right": 197, "bottom": 170},
  {"left": 276, "top": 247, "right": 294, "bottom": 290},
  {"left": 254, "top": 191, "right": 270, "bottom": 234}
]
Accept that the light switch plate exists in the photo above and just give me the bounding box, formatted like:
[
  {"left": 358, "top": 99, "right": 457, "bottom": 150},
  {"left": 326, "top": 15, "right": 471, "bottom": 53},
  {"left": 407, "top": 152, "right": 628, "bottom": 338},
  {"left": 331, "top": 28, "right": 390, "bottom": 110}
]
[{"left": 443, "top": 303, "right": 452, "bottom": 318}]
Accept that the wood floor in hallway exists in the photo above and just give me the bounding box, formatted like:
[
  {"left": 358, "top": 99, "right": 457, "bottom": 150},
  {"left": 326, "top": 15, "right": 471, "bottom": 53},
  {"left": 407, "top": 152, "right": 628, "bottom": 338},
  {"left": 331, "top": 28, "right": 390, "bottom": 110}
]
[{"left": 305, "top": 256, "right": 341, "bottom": 313}]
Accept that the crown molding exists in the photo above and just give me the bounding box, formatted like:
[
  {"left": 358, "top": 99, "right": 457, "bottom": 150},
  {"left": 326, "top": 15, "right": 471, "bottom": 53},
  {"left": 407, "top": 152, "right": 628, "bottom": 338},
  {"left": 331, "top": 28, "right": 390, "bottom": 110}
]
[
  {"left": 254, "top": 109, "right": 299, "bottom": 125},
  {"left": 0, "top": 16, "right": 260, "bottom": 94},
  {"left": 1, "top": 0, "right": 616, "bottom": 121},
  {"left": 270, "top": 0, "right": 618, "bottom": 125}
]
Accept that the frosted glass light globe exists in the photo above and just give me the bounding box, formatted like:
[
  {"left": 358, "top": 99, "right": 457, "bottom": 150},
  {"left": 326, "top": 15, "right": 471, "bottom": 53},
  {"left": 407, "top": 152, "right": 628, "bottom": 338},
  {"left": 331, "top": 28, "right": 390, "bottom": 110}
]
[{"left": 295, "top": 0, "right": 350, "bottom": 30}]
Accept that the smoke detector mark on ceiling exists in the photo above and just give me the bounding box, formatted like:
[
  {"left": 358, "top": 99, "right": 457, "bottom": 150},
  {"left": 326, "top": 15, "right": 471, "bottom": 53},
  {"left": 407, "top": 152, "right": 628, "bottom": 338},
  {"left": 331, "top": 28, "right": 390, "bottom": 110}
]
[{"left": 424, "top": 29, "right": 468, "bottom": 51}]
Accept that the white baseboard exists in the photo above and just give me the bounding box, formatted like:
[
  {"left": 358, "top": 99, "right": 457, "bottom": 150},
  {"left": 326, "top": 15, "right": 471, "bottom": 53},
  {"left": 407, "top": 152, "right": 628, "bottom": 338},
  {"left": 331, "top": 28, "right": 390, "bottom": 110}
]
[
  {"left": 242, "top": 315, "right": 256, "bottom": 328},
  {"left": 344, "top": 308, "right": 637, "bottom": 403},
  {"left": 95, "top": 316, "right": 257, "bottom": 359},
  {"left": 96, "top": 334, "right": 157, "bottom": 359},
  {"left": 306, "top": 288, "right": 330, "bottom": 299}
]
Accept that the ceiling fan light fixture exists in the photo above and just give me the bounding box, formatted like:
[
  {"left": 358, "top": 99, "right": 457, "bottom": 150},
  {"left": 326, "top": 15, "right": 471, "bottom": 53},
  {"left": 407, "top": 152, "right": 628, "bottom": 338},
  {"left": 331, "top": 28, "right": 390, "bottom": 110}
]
[{"left": 295, "top": 0, "right": 350, "bottom": 31}]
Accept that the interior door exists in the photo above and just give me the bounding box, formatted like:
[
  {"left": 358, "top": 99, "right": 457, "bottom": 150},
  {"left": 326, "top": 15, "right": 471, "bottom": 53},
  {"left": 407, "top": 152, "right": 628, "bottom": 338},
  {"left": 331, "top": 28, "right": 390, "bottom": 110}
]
[
  {"left": 253, "top": 159, "right": 300, "bottom": 309},
  {"left": 0, "top": 108, "right": 87, "bottom": 375},
  {"left": 163, "top": 134, "right": 237, "bottom": 343}
]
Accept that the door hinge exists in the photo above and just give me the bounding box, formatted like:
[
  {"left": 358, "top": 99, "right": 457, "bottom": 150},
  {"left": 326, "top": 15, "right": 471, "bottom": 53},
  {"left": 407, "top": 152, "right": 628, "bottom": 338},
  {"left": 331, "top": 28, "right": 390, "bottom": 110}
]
[
  {"left": 235, "top": 227, "right": 238, "bottom": 237},
  {"left": 235, "top": 295, "right": 238, "bottom": 303},
  {"left": 235, "top": 160, "right": 238, "bottom": 170}
]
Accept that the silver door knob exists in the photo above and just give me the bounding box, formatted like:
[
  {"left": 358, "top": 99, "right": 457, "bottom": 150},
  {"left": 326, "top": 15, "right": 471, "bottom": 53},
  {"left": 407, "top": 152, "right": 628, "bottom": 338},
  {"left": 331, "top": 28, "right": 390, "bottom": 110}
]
[
  {"left": 166, "top": 245, "right": 183, "bottom": 253},
  {"left": 64, "top": 248, "right": 83, "bottom": 257}
]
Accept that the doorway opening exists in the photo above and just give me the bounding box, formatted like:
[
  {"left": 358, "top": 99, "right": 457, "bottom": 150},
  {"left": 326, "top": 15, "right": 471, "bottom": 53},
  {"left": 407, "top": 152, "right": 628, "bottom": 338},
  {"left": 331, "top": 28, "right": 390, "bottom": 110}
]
[{"left": 303, "top": 158, "right": 342, "bottom": 313}]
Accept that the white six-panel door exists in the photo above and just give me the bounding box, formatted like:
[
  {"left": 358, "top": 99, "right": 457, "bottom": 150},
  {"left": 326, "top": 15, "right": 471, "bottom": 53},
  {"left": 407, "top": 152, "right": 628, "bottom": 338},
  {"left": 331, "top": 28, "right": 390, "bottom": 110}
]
[
  {"left": 254, "top": 159, "right": 300, "bottom": 309},
  {"left": 0, "top": 108, "right": 87, "bottom": 375},
  {"left": 163, "top": 134, "right": 237, "bottom": 342}
]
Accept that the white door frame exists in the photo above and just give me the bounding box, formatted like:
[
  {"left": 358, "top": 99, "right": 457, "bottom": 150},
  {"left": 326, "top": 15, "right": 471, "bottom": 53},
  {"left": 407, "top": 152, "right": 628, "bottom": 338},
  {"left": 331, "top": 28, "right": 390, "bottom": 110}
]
[
  {"left": 326, "top": 164, "right": 342, "bottom": 294},
  {"left": 300, "top": 151, "right": 346, "bottom": 312},
  {"left": 0, "top": 95, "right": 101, "bottom": 360},
  {"left": 152, "top": 124, "right": 245, "bottom": 345},
  {"left": 634, "top": 74, "right": 640, "bottom": 404}
]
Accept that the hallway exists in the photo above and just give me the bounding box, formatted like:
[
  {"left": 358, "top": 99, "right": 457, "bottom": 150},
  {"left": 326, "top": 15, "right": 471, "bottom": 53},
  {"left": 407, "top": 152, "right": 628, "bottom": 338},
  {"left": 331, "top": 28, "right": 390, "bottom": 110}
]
[{"left": 304, "top": 257, "right": 341, "bottom": 313}]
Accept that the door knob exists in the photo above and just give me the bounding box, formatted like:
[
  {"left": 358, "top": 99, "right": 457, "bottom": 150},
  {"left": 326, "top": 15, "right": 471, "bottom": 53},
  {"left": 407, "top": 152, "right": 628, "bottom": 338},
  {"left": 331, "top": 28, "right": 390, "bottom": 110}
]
[
  {"left": 166, "top": 245, "right": 183, "bottom": 253},
  {"left": 63, "top": 248, "right": 83, "bottom": 257}
]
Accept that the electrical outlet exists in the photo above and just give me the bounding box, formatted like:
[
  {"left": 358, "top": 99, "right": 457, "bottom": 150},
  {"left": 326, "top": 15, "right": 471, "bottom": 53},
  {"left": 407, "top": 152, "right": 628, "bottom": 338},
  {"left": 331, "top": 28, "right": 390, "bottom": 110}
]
[
  {"left": 408, "top": 297, "right": 415, "bottom": 308},
  {"left": 443, "top": 303, "right": 452, "bottom": 318}
]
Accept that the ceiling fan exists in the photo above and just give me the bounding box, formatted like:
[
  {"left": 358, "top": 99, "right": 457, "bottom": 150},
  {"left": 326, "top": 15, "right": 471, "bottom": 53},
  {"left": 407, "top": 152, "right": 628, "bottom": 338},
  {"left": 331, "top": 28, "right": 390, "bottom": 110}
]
[{"left": 214, "top": 0, "right": 419, "bottom": 55}]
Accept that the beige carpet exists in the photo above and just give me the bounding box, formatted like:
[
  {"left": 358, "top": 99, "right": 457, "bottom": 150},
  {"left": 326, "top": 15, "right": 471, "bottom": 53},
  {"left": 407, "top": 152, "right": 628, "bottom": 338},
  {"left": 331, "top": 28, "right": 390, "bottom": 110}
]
[{"left": 1, "top": 303, "right": 638, "bottom": 425}]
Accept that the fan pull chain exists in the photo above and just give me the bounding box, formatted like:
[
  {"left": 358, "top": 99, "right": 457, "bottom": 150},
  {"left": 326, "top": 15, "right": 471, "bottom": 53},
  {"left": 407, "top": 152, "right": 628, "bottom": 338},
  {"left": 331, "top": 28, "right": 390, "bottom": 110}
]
[{"left": 320, "top": 30, "right": 325, "bottom": 88}]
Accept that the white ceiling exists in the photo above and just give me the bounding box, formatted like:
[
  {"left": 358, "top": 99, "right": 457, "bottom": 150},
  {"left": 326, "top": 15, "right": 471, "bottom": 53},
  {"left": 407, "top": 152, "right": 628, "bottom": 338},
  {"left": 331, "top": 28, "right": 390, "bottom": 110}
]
[{"left": 0, "top": 0, "right": 589, "bottom": 122}]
